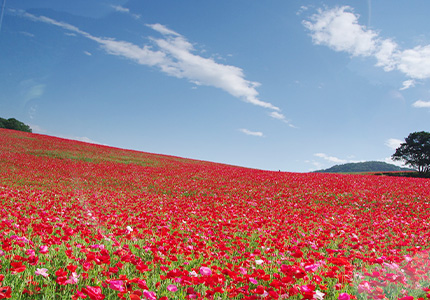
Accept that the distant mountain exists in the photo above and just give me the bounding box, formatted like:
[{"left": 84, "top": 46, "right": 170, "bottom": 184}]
[{"left": 314, "top": 161, "right": 414, "bottom": 173}]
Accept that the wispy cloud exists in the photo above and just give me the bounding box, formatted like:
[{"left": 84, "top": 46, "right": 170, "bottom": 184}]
[
  {"left": 58, "top": 134, "right": 102, "bottom": 145},
  {"left": 21, "top": 12, "right": 284, "bottom": 115},
  {"left": 0, "top": 0, "right": 6, "bottom": 33},
  {"left": 147, "top": 23, "right": 180, "bottom": 36},
  {"left": 384, "top": 156, "right": 407, "bottom": 168},
  {"left": 83, "top": 51, "right": 92, "bottom": 56},
  {"left": 399, "top": 79, "right": 415, "bottom": 91},
  {"left": 239, "top": 128, "right": 264, "bottom": 137},
  {"left": 28, "top": 124, "right": 47, "bottom": 134},
  {"left": 110, "top": 5, "right": 140, "bottom": 19},
  {"left": 296, "top": 6, "right": 310, "bottom": 16},
  {"left": 148, "top": 23, "right": 280, "bottom": 111},
  {"left": 305, "top": 159, "right": 323, "bottom": 171},
  {"left": 412, "top": 100, "right": 430, "bottom": 108},
  {"left": 111, "top": 5, "right": 129, "bottom": 13},
  {"left": 19, "top": 79, "right": 45, "bottom": 103},
  {"left": 268, "top": 111, "right": 297, "bottom": 128},
  {"left": 269, "top": 111, "right": 287, "bottom": 121},
  {"left": 304, "top": 6, "right": 430, "bottom": 81},
  {"left": 19, "top": 31, "right": 35, "bottom": 37},
  {"left": 314, "top": 153, "right": 347, "bottom": 164},
  {"left": 385, "top": 138, "right": 402, "bottom": 150}
]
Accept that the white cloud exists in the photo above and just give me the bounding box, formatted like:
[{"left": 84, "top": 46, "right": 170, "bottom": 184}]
[
  {"left": 22, "top": 12, "right": 282, "bottom": 113},
  {"left": 147, "top": 23, "right": 181, "bottom": 37},
  {"left": 383, "top": 156, "right": 407, "bottom": 168},
  {"left": 296, "top": 6, "right": 309, "bottom": 16},
  {"left": 314, "top": 153, "right": 347, "bottom": 164},
  {"left": 268, "top": 111, "right": 297, "bottom": 128},
  {"left": 374, "top": 38, "right": 398, "bottom": 71},
  {"left": 111, "top": 5, "right": 129, "bottom": 13},
  {"left": 399, "top": 79, "right": 415, "bottom": 91},
  {"left": 239, "top": 129, "right": 264, "bottom": 137},
  {"left": 110, "top": 5, "right": 140, "bottom": 19},
  {"left": 59, "top": 135, "right": 102, "bottom": 145},
  {"left": 148, "top": 23, "right": 280, "bottom": 110},
  {"left": 83, "top": 51, "right": 92, "bottom": 56},
  {"left": 269, "top": 111, "right": 286, "bottom": 120},
  {"left": 412, "top": 100, "right": 430, "bottom": 108},
  {"left": 93, "top": 36, "right": 166, "bottom": 66},
  {"left": 385, "top": 138, "right": 402, "bottom": 150},
  {"left": 304, "top": 6, "right": 430, "bottom": 80},
  {"left": 28, "top": 124, "right": 47, "bottom": 134},
  {"left": 396, "top": 45, "right": 430, "bottom": 80},
  {"left": 303, "top": 6, "right": 377, "bottom": 57},
  {"left": 305, "top": 159, "right": 324, "bottom": 171}
]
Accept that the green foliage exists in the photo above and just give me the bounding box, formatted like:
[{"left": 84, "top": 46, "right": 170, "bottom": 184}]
[
  {"left": 0, "top": 117, "right": 32, "bottom": 133},
  {"left": 392, "top": 131, "right": 430, "bottom": 173},
  {"left": 374, "top": 171, "right": 430, "bottom": 178}
]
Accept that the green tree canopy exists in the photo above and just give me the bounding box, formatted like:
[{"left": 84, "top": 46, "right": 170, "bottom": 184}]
[
  {"left": 392, "top": 131, "right": 430, "bottom": 173},
  {"left": 0, "top": 117, "right": 32, "bottom": 133}
]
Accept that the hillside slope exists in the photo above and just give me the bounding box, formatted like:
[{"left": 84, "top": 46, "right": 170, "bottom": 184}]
[{"left": 1, "top": 129, "right": 430, "bottom": 299}]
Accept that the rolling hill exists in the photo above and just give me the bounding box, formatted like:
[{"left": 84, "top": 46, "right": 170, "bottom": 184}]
[{"left": 314, "top": 161, "right": 414, "bottom": 173}]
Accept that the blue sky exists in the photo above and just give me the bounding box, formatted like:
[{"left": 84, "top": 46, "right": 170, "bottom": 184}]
[{"left": 1, "top": 0, "right": 429, "bottom": 172}]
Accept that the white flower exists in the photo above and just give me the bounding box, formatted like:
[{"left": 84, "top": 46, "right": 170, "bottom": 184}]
[
  {"left": 126, "top": 226, "right": 133, "bottom": 232},
  {"left": 314, "top": 290, "right": 325, "bottom": 300},
  {"left": 255, "top": 259, "right": 264, "bottom": 265}
]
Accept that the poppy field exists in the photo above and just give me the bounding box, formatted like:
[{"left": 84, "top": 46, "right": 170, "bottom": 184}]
[{"left": 1, "top": 129, "right": 430, "bottom": 300}]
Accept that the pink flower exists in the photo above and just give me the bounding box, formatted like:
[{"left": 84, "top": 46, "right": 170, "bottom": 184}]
[
  {"left": 249, "top": 277, "right": 258, "bottom": 284},
  {"left": 35, "top": 268, "right": 49, "bottom": 278},
  {"left": 199, "top": 266, "right": 212, "bottom": 276},
  {"left": 109, "top": 280, "right": 124, "bottom": 292},
  {"left": 338, "top": 293, "right": 350, "bottom": 300},
  {"left": 357, "top": 281, "right": 372, "bottom": 294},
  {"left": 39, "top": 245, "right": 49, "bottom": 254},
  {"left": 239, "top": 267, "right": 247, "bottom": 275},
  {"left": 305, "top": 264, "right": 318, "bottom": 272},
  {"left": 167, "top": 284, "right": 178, "bottom": 292},
  {"left": 143, "top": 290, "right": 157, "bottom": 300},
  {"left": 26, "top": 249, "right": 36, "bottom": 256},
  {"left": 74, "top": 290, "right": 87, "bottom": 298},
  {"left": 300, "top": 285, "right": 314, "bottom": 293},
  {"left": 65, "top": 272, "right": 80, "bottom": 284}
]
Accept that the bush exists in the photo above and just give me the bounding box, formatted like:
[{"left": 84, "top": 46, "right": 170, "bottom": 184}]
[{"left": 0, "top": 117, "right": 32, "bottom": 133}]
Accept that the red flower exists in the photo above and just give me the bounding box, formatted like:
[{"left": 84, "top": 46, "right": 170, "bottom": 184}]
[
  {"left": 82, "top": 286, "right": 105, "bottom": 300},
  {"left": 27, "top": 255, "right": 39, "bottom": 266},
  {"left": 0, "top": 286, "right": 11, "bottom": 299},
  {"left": 67, "top": 265, "right": 78, "bottom": 272},
  {"left": 10, "top": 261, "right": 26, "bottom": 274},
  {"left": 291, "top": 250, "right": 303, "bottom": 258}
]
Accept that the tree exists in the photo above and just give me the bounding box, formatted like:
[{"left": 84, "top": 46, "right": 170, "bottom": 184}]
[
  {"left": 0, "top": 117, "right": 32, "bottom": 133},
  {"left": 392, "top": 131, "right": 430, "bottom": 173}
]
